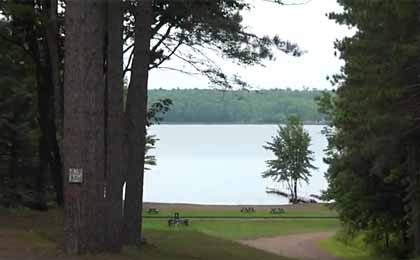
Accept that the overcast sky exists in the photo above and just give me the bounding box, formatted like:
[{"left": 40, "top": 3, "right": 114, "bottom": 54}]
[{"left": 148, "top": 0, "right": 354, "bottom": 90}]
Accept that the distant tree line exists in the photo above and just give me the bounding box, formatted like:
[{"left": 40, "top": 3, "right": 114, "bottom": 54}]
[{"left": 149, "top": 88, "right": 328, "bottom": 124}]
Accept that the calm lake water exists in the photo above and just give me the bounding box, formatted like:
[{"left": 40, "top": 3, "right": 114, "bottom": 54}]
[{"left": 144, "top": 124, "right": 328, "bottom": 205}]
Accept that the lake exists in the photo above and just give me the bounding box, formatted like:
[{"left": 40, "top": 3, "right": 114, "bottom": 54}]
[{"left": 144, "top": 124, "right": 328, "bottom": 205}]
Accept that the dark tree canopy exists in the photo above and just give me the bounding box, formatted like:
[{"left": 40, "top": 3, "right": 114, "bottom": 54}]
[{"left": 320, "top": 0, "right": 420, "bottom": 257}]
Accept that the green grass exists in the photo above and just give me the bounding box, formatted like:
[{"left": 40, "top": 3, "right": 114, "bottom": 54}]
[
  {"left": 319, "top": 236, "right": 372, "bottom": 260},
  {"left": 319, "top": 236, "right": 395, "bottom": 260},
  {"left": 2, "top": 229, "right": 292, "bottom": 260},
  {"left": 144, "top": 218, "right": 340, "bottom": 240},
  {"left": 0, "top": 207, "right": 293, "bottom": 260},
  {"left": 0, "top": 205, "right": 339, "bottom": 259},
  {"left": 136, "top": 229, "right": 293, "bottom": 260}
]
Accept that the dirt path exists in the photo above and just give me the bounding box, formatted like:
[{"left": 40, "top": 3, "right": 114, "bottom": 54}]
[
  {"left": 0, "top": 230, "right": 55, "bottom": 260},
  {"left": 238, "top": 231, "right": 343, "bottom": 260}
]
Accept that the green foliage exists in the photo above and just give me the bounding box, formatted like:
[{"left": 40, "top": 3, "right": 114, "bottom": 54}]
[
  {"left": 145, "top": 98, "right": 173, "bottom": 171},
  {"left": 262, "top": 116, "right": 316, "bottom": 203},
  {"left": 144, "top": 134, "right": 158, "bottom": 171},
  {"left": 320, "top": 0, "right": 420, "bottom": 258},
  {"left": 148, "top": 88, "right": 327, "bottom": 124},
  {"left": 0, "top": 32, "right": 40, "bottom": 207}
]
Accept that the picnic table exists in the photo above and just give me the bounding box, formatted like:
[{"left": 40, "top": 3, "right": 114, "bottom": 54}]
[
  {"left": 270, "top": 207, "right": 285, "bottom": 214},
  {"left": 168, "top": 212, "right": 189, "bottom": 226},
  {"left": 147, "top": 208, "right": 159, "bottom": 214},
  {"left": 240, "top": 207, "right": 256, "bottom": 213}
]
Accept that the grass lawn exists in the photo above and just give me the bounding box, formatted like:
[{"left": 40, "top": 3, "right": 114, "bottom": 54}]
[
  {"left": 0, "top": 208, "right": 293, "bottom": 260},
  {"left": 144, "top": 218, "right": 340, "bottom": 240},
  {"left": 143, "top": 203, "right": 338, "bottom": 218},
  {"left": 139, "top": 229, "right": 294, "bottom": 260},
  {"left": 0, "top": 204, "right": 339, "bottom": 259},
  {"left": 319, "top": 236, "right": 394, "bottom": 260}
]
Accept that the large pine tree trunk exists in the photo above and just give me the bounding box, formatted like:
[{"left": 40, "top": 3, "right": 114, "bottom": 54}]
[
  {"left": 123, "top": 0, "right": 153, "bottom": 245},
  {"left": 63, "top": 1, "right": 106, "bottom": 254},
  {"left": 104, "top": 0, "right": 124, "bottom": 252}
]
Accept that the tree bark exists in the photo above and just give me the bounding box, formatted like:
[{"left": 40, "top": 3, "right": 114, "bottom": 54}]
[
  {"left": 63, "top": 1, "right": 106, "bottom": 254},
  {"left": 104, "top": 0, "right": 124, "bottom": 252},
  {"left": 123, "top": 0, "right": 153, "bottom": 246}
]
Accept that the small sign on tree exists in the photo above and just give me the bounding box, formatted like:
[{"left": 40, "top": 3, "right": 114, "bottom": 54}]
[{"left": 69, "top": 168, "right": 83, "bottom": 184}]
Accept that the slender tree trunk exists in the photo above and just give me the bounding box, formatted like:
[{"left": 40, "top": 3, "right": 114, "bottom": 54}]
[
  {"left": 33, "top": 51, "right": 63, "bottom": 207},
  {"left": 412, "top": 170, "right": 420, "bottom": 256},
  {"left": 294, "top": 179, "right": 298, "bottom": 203},
  {"left": 412, "top": 177, "right": 420, "bottom": 256},
  {"left": 408, "top": 145, "right": 420, "bottom": 256},
  {"left": 385, "top": 231, "right": 389, "bottom": 250},
  {"left": 413, "top": 2, "right": 420, "bottom": 256},
  {"left": 34, "top": 135, "right": 48, "bottom": 211},
  {"left": 29, "top": 2, "right": 64, "bottom": 207},
  {"left": 402, "top": 227, "right": 409, "bottom": 248},
  {"left": 123, "top": 0, "right": 153, "bottom": 246},
  {"left": 44, "top": 0, "right": 62, "bottom": 133},
  {"left": 44, "top": 1, "right": 65, "bottom": 204},
  {"left": 63, "top": 1, "right": 106, "bottom": 254},
  {"left": 7, "top": 138, "right": 19, "bottom": 208},
  {"left": 104, "top": 0, "right": 124, "bottom": 252}
]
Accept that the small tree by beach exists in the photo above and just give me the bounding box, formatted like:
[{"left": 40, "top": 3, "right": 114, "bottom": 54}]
[{"left": 262, "top": 116, "right": 317, "bottom": 203}]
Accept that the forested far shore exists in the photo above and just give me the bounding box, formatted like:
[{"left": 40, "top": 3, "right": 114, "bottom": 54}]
[{"left": 148, "top": 88, "right": 328, "bottom": 124}]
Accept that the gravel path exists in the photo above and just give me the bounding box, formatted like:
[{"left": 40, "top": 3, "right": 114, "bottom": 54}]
[{"left": 238, "top": 231, "right": 343, "bottom": 260}]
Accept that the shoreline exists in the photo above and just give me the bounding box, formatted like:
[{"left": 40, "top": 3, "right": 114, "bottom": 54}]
[
  {"left": 143, "top": 202, "right": 332, "bottom": 211},
  {"left": 149, "top": 123, "right": 328, "bottom": 126}
]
